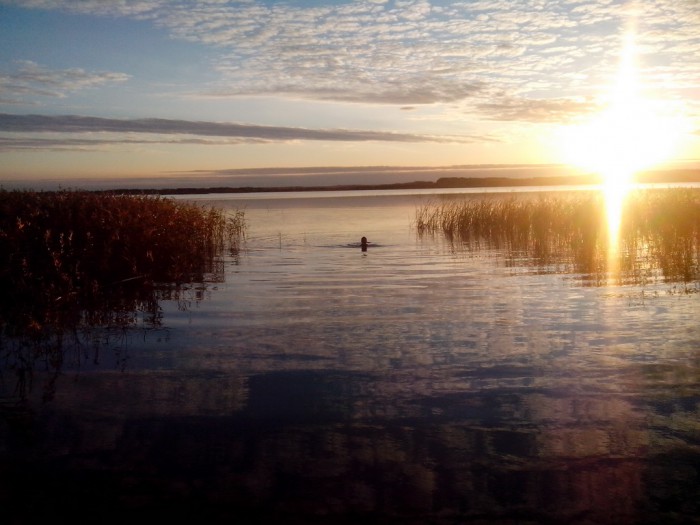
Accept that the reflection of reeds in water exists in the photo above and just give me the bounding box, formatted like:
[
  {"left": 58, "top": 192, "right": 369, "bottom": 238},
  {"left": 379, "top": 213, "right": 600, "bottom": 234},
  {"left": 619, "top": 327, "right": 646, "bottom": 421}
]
[
  {"left": 226, "top": 209, "right": 247, "bottom": 257},
  {"left": 0, "top": 190, "right": 245, "bottom": 397},
  {"left": 416, "top": 188, "right": 700, "bottom": 286}
]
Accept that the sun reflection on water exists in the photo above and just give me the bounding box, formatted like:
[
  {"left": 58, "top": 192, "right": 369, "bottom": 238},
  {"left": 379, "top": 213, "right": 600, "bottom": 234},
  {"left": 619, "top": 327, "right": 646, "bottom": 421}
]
[{"left": 602, "top": 169, "right": 632, "bottom": 283}]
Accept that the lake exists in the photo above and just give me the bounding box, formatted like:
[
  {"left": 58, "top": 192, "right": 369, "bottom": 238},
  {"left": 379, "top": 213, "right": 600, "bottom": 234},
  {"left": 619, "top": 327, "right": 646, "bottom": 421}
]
[{"left": 2, "top": 187, "right": 699, "bottom": 524}]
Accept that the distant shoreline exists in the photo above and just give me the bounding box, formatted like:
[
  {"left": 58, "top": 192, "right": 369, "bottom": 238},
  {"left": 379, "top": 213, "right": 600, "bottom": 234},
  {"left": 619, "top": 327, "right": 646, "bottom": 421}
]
[{"left": 103, "top": 170, "right": 700, "bottom": 196}]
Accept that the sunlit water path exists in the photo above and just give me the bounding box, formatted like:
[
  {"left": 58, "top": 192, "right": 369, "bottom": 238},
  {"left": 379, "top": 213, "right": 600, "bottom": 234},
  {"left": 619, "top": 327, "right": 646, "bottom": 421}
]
[{"left": 2, "top": 187, "right": 699, "bottom": 523}]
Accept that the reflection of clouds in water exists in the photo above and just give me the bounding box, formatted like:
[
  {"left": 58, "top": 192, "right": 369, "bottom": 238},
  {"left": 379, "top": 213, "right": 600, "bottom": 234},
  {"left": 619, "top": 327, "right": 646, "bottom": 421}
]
[{"left": 20, "top": 375, "right": 664, "bottom": 522}]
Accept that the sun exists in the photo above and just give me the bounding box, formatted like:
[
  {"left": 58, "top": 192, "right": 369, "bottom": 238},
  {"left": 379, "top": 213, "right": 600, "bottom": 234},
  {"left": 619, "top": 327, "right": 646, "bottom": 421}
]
[{"left": 561, "top": 33, "right": 683, "bottom": 189}]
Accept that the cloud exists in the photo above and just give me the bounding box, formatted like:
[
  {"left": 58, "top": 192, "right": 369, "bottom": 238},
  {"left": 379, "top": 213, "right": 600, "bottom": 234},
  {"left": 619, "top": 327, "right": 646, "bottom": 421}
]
[
  {"left": 0, "top": 136, "right": 274, "bottom": 152},
  {"left": 0, "top": 61, "right": 130, "bottom": 104},
  {"left": 0, "top": 113, "right": 475, "bottom": 149},
  {"left": 2, "top": 0, "right": 165, "bottom": 17},
  {"left": 475, "top": 96, "right": 598, "bottom": 123},
  {"left": 207, "top": 80, "right": 485, "bottom": 105},
  {"left": 3, "top": 0, "right": 699, "bottom": 115}
]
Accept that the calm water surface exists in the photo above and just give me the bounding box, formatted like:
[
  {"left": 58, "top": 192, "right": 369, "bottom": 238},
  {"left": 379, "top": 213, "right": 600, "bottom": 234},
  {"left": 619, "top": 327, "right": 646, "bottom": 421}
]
[{"left": 2, "top": 189, "right": 699, "bottom": 524}]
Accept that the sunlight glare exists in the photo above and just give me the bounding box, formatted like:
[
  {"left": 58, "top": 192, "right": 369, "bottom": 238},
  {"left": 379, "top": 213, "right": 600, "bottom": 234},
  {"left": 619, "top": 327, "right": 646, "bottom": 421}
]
[
  {"left": 559, "top": 30, "right": 688, "bottom": 280},
  {"left": 562, "top": 34, "right": 683, "bottom": 181}
]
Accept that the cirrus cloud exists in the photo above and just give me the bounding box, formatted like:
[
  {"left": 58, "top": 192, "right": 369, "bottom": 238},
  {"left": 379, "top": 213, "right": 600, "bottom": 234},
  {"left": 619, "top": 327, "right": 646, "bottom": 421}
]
[{"left": 0, "top": 60, "right": 130, "bottom": 105}]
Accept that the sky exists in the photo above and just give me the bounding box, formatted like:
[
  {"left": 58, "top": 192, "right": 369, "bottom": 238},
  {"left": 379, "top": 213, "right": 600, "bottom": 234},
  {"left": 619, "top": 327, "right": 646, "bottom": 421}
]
[{"left": 0, "top": 0, "right": 699, "bottom": 188}]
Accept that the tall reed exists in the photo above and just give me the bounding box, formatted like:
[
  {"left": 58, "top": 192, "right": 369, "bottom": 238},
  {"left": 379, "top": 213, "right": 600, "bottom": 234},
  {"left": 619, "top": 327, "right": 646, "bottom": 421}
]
[
  {"left": 621, "top": 189, "right": 700, "bottom": 283},
  {"left": 416, "top": 188, "right": 700, "bottom": 284},
  {"left": 0, "top": 190, "right": 245, "bottom": 339}
]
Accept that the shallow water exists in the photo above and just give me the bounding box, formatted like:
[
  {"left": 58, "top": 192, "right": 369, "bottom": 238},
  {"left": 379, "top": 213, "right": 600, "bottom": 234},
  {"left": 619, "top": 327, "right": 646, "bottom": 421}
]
[{"left": 2, "top": 189, "right": 699, "bottom": 523}]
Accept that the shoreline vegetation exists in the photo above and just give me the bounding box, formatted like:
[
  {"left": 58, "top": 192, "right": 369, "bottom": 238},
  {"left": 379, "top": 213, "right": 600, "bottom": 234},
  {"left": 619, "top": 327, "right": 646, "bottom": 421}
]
[
  {"left": 95, "top": 169, "right": 700, "bottom": 195},
  {"left": 0, "top": 190, "right": 245, "bottom": 392},
  {"left": 416, "top": 188, "right": 700, "bottom": 286}
]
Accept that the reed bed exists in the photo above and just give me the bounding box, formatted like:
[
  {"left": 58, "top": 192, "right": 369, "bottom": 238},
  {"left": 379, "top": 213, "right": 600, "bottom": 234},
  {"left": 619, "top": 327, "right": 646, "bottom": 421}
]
[
  {"left": 0, "top": 190, "right": 245, "bottom": 341},
  {"left": 416, "top": 188, "right": 700, "bottom": 284},
  {"left": 622, "top": 189, "right": 700, "bottom": 283},
  {"left": 416, "top": 192, "right": 606, "bottom": 260}
]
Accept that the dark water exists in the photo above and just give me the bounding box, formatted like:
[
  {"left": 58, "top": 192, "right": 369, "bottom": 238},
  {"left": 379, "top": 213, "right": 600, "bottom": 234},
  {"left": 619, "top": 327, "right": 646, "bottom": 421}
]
[{"left": 1, "top": 190, "right": 699, "bottom": 524}]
